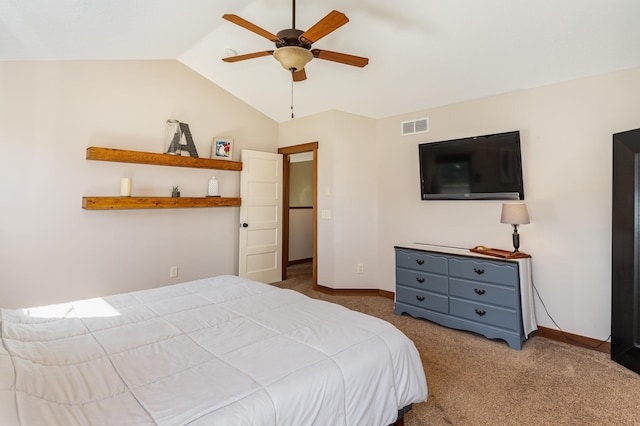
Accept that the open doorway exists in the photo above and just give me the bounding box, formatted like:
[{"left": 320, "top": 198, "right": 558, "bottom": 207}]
[{"left": 278, "top": 142, "right": 318, "bottom": 285}]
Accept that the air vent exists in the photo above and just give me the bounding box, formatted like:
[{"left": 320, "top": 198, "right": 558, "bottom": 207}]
[{"left": 401, "top": 118, "right": 429, "bottom": 136}]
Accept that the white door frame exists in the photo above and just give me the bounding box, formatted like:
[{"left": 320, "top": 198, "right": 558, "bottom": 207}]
[{"left": 278, "top": 142, "right": 318, "bottom": 286}]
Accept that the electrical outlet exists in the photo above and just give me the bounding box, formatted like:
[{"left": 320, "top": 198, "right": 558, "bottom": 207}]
[
  {"left": 169, "top": 266, "right": 178, "bottom": 278},
  {"left": 357, "top": 263, "right": 364, "bottom": 273}
]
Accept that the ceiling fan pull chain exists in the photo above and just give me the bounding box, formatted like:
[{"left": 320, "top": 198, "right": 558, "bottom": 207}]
[{"left": 290, "top": 76, "right": 295, "bottom": 119}]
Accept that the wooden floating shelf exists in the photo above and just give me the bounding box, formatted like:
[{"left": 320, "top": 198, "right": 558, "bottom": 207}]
[
  {"left": 86, "top": 147, "right": 243, "bottom": 171},
  {"left": 82, "top": 196, "right": 241, "bottom": 210}
]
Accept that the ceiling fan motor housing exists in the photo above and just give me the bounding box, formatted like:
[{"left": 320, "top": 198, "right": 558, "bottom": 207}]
[
  {"left": 273, "top": 29, "right": 313, "bottom": 71},
  {"left": 275, "top": 29, "right": 310, "bottom": 48}
]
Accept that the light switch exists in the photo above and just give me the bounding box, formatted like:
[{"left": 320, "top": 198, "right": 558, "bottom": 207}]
[{"left": 321, "top": 209, "right": 331, "bottom": 219}]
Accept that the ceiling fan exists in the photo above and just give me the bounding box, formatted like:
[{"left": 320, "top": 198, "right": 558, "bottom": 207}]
[{"left": 221, "top": 0, "right": 369, "bottom": 82}]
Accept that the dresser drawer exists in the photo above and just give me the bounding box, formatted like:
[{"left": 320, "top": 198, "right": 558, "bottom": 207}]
[
  {"left": 449, "top": 278, "right": 517, "bottom": 309},
  {"left": 396, "top": 268, "right": 448, "bottom": 295},
  {"left": 450, "top": 297, "right": 518, "bottom": 331},
  {"left": 449, "top": 258, "right": 518, "bottom": 286},
  {"left": 396, "top": 285, "right": 448, "bottom": 314},
  {"left": 396, "top": 249, "right": 448, "bottom": 274}
]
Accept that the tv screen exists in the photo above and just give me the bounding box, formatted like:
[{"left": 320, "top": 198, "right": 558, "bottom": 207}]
[{"left": 419, "top": 131, "right": 524, "bottom": 200}]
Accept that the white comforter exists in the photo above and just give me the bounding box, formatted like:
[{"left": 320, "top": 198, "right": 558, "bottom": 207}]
[{"left": 0, "top": 275, "right": 427, "bottom": 425}]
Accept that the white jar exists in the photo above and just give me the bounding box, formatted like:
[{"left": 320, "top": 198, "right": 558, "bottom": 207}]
[{"left": 208, "top": 176, "right": 219, "bottom": 197}]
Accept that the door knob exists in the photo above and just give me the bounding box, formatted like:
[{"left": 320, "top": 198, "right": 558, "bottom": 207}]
[{"left": 241, "top": 223, "right": 249, "bottom": 228}]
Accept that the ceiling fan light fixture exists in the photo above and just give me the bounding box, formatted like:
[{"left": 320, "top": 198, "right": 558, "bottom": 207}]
[{"left": 273, "top": 46, "right": 313, "bottom": 71}]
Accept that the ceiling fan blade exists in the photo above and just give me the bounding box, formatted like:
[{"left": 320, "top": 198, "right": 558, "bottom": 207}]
[
  {"left": 222, "top": 14, "right": 282, "bottom": 43},
  {"left": 222, "top": 51, "right": 274, "bottom": 63},
  {"left": 299, "top": 10, "right": 349, "bottom": 45},
  {"left": 311, "top": 49, "right": 369, "bottom": 67},
  {"left": 292, "top": 68, "right": 307, "bottom": 82}
]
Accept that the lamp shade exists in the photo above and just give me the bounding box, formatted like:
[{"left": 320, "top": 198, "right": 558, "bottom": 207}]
[
  {"left": 500, "top": 203, "right": 530, "bottom": 225},
  {"left": 273, "top": 46, "right": 313, "bottom": 71}
]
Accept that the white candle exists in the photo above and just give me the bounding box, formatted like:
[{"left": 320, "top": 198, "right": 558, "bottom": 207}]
[{"left": 120, "top": 178, "right": 131, "bottom": 197}]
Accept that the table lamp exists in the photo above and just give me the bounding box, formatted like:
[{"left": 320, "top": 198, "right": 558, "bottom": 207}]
[{"left": 501, "top": 203, "right": 530, "bottom": 254}]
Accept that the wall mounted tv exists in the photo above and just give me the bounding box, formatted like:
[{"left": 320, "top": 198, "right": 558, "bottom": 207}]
[{"left": 419, "top": 130, "right": 524, "bottom": 200}]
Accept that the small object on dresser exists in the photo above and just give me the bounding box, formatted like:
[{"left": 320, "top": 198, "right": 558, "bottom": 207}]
[
  {"left": 171, "top": 186, "right": 180, "bottom": 198},
  {"left": 500, "top": 202, "right": 530, "bottom": 254},
  {"left": 207, "top": 176, "right": 220, "bottom": 197},
  {"left": 120, "top": 178, "right": 131, "bottom": 197},
  {"left": 470, "top": 246, "right": 530, "bottom": 259}
]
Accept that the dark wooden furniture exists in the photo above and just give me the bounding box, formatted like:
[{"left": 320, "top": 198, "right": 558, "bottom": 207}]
[{"left": 612, "top": 127, "right": 640, "bottom": 374}]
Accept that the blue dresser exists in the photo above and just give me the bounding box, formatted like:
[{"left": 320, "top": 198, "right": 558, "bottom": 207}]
[{"left": 394, "top": 245, "right": 531, "bottom": 350}]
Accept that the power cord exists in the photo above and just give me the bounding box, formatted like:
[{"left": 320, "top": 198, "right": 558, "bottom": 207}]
[{"left": 532, "top": 281, "right": 611, "bottom": 350}]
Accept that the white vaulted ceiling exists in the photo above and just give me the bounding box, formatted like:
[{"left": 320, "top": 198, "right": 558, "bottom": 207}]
[{"left": 2, "top": 0, "right": 640, "bottom": 123}]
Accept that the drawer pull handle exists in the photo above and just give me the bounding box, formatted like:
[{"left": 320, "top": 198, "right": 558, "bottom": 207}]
[
  {"left": 416, "top": 277, "right": 425, "bottom": 283},
  {"left": 474, "top": 309, "right": 486, "bottom": 316},
  {"left": 473, "top": 268, "right": 485, "bottom": 275},
  {"left": 416, "top": 295, "right": 425, "bottom": 302},
  {"left": 474, "top": 289, "right": 486, "bottom": 295},
  {"left": 416, "top": 259, "right": 425, "bottom": 265}
]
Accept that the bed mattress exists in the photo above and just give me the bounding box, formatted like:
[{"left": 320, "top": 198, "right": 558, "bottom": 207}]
[{"left": 0, "top": 275, "right": 427, "bottom": 425}]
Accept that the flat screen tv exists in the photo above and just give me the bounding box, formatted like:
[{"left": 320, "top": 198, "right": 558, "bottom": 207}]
[{"left": 419, "top": 130, "right": 524, "bottom": 200}]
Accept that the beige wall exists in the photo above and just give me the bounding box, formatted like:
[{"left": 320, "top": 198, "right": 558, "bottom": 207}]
[
  {"left": 288, "top": 160, "right": 313, "bottom": 261},
  {"left": 0, "top": 60, "right": 278, "bottom": 308},
  {"left": 3, "top": 58, "right": 639, "bottom": 342},
  {"left": 279, "top": 67, "right": 640, "bottom": 341},
  {"left": 289, "top": 161, "right": 313, "bottom": 207},
  {"left": 289, "top": 209, "right": 313, "bottom": 261},
  {"left": 279, "top": 110, "right": 379, "bottom": 288},
  {"left": 379, "top": 67, "right": 640, "bottom": 341},
  {"left": 279, "top": 113, "right": 334, "bottom": 284}
]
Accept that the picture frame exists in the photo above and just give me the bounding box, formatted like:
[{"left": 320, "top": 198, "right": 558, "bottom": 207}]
[{"left": 212, "top": 137, "right": 233, "bottom": 160}]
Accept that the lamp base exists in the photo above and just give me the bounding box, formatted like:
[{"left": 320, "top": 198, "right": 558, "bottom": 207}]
[{"left": 470, "top": 246, "right": 531, "bottom": 259}]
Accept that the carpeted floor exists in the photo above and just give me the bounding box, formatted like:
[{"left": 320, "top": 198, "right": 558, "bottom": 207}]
[{"left": 275, "top": 262, "right": 640, "bottom": 425}]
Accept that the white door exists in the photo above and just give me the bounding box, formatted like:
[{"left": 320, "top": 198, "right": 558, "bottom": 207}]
[{"left": 238, "top": 150, "right": 283, "bottom": 283}]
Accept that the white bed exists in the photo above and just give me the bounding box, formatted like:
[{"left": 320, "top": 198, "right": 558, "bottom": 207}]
[{"left": 0, "top": 275, "right": 427, "bottom": 425}]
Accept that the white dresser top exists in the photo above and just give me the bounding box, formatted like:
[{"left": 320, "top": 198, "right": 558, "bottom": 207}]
[{"left": 395, "top": 243, "right": 525, "bottom": 263}]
